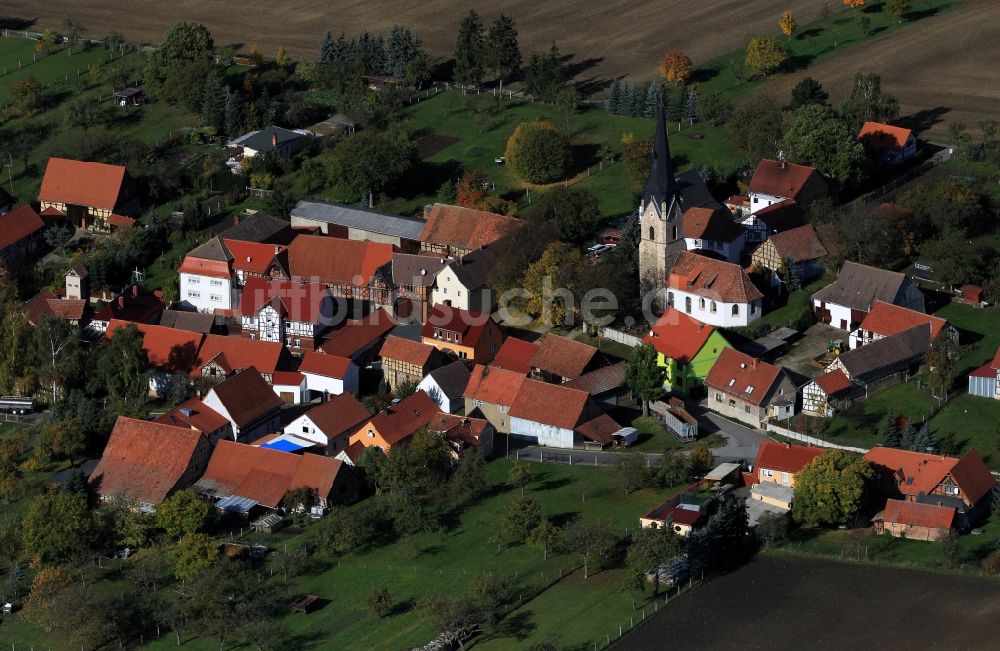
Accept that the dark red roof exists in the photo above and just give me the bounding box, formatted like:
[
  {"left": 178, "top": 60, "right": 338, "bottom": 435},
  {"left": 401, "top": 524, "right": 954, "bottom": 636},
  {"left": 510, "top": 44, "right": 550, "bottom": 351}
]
[
  {"left": 320, "top": 308, "right": 396, "bottom": 358},
  {"left": 509, "top": 379, "right": 589, "bottom": 430},
  {"left": 287, "top": 235, "right": 393, "bottom": 285},
  {"left": 421, "top": 304, "right": 495, "bottom": 349},
  {"left": 574, "top": 413, "right": 621, "bottom": 445},
  {"left": 106, "top": 320, "right": 204, "bottom": 374},
  {"left": 530, "top": 335, "right": 599, "bottom": 380},
  {"left": 93, "top": 285, "right": 165, "bottom": 324},
  {"left": 155, "top": 398, "right": 230, "bottom": 434},
  {"left": 194, "top": 334, "right": 286, "bottom": 377},
  {"left": 206, "top": 367, "right": 283, "bottom": 428},
  {"left": 24, "top": 291, "right": 89, "bottom": 324},
  {"left": 419, "top": 203, "right": 523, "bottom": 250},
  {"left": 106, "top": 214, "right": 136, "bottom": 228},
  {"left": 765, "top": 224, "right": 828, "bottom": 263},
  {"left": 39, "top": 157, "right": 126, "bottom": 210},
  {"left": 239, "top": 276, "right": 330, "bottom": 323},
  {"left": 491, "top": 337, "right": 540, "bottom": 374},
  {"left": 859, "top": 301, "right": 949, "bottom": 340},
  {"left": 813, "top": 369, "right": 853, "bottom": 395},
  {"left": 224, "top": 239, "right": 287, "bottom": 275},
  {"left": 749, "top": 159, "right": 819, "bottom": 200},
  {"left": 705, "top": 348, "right": 784, "bottom": 407},
  {"left": 271, "top": 371, "right": 305, "bottom": 386},
  {"left": 301, "top": 393, "right": 370, "bottom": 439},
  {"left": 0, "top": 204, "right": 45, "bottom": 251},
  {"left": 753, "top": 440, "right": 825, "bottom": 475},
  {"left": 464, "top": 364, "right": 526, "bottom": 405},
  {"left": 881, "top": 499, "right": 954, "bottom": 529},
  {"left": 668, "top": 251, "right": 763, "bottom": 304},
  {"left": 365, "top": 390, "right": 441, "bottom": 446},
  {"left": 682, "top": 207, "right": 744, "bottom": 242},
  {"left": 298, "top": 351, "right": 353, "bottom": 379},
  {"left": 380, "top": 335, "right": 437, "bottom": 367}
]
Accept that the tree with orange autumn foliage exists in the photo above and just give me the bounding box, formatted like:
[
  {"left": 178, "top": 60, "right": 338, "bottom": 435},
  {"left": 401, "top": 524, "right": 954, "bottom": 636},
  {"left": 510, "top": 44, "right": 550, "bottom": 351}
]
[
  {"left": 456, "top": 170, "right": 488, "bottom": 208},
  {"left": 658, "top": 51, "right": 692, "bottom": 84},
  {"left": 843, "top": 0, "right": 865, "bottom": 9},
  {"left": 779, "top": 11, "right": 797, "bottom": 38}
]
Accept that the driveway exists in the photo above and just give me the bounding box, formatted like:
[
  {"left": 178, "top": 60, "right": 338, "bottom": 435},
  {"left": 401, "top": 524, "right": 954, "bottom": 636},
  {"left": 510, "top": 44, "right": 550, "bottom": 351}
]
[
  {"left": 697, "top": 413, "right": 768, "bottom": 464},
  {"left": 773, "top": 323, "right": 846, "bottom": 378}
]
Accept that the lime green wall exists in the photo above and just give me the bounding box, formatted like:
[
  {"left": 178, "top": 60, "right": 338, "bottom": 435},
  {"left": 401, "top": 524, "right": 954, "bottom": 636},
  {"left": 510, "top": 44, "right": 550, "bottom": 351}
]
[{"left": 656, "top": 330, "right": 731, "bottom": 394}]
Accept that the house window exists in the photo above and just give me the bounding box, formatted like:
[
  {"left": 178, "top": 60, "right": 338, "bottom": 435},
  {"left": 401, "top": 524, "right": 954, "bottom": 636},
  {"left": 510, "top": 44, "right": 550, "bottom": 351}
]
[
  {"left": 732, "top": 304, "right": 740, "bottom": 316},
  {"left": 667, "top": 292, "right": 674, "bottom": 307},
  {"left": 188, "top": 291, "right": 201, "bottom": 299},
  {"left": 762, "top": 469, "right": 774, "bottom": 478},
  {"left": 457, "top": 290, "right": 462, "bottom": 297},
  {"left": 946, "top": 486, "right": 960, "bottom": 496},
  {"left": 188, "top": 277, "right": 198, "bottom": 284},
  {"left": 710, "top": 301, "right": 717, "bottom": 313},
  {"left": 443, "top": 287, "right": 448, "bottom": 294},
  {"left": 210, "top": 279, "right": 223, "bottom": 287},
  {"left": 303, "top": 426, "right": 309, "bottom": 433},
  {"left": 744, "top": 405, "right": 751, "bottom": 413},
  {"left": 210, "top": 294, "right": 222, "bottom": 302},
  {"left": 715, "top": 393, "right": 722, "bottom": 402},
  {"left": 753, "top": 197, "right": 759, "bottom": 204},
  {"left": 685, "top": 296, "right": 692, "bottom": 313},
  {"left": 367, "top": 429, "right": 374, "bottom": 438},
  {"left": 699, "top": 298, "right": 705, "bottom": 309}
]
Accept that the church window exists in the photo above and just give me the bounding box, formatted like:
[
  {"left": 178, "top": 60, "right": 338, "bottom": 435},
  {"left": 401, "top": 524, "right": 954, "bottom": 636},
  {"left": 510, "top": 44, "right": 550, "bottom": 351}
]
[
  {"left": 699, "top": 298, "right": 705, "bottom": 309},
  {"left": 732, "top": 304, "right": 740, "bottom": 316},
  {"left": 711, "top": 301, "right": 717, "bottom": 313},
  {"left": 672, "top": 226, "right": 677, "bottom": 240},
  {"left": 649, "top": 226, "right": 654, "bottom": 240},
  {"left": 685, "top": 296, "right": 692, "bottom": 313}
]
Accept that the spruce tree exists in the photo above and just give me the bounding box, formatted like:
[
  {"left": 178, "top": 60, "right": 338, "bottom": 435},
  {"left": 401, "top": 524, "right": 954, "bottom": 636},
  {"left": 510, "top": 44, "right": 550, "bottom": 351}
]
[
  {"left": 453, "top": 10, "right": 486, "bottom": 85},
  {"left": 913, "top": 423, "right": 936, "bottom": 453},
  {"left": 644, "top": 82, "right": 662, "bottom": 118},
  {"left": 879, "top": 414, "right": 901, "bottom": 448},
  {"left": 224, "top": 89, "right": 243, "bottom": 138},
  {"left": 627, "top": 83, "right": 644, "bottom": 117},
  {"left": 684, "top": 87, "right": 699, "bottom": 125},
  {"left": 199, "top": 72, "right": 227, "bottom": 133},
  {"left": 485, "top": 14, "right": 521, "bottom": 93},
  {"left": 386, "top": 26, "right": 423, "bottom": 79},
  {"left": 788, "top": 258, "right": 802, "bottom": 290},
  {"left": 899, "top": 421, "right": 917, "bottom": 451},
  {"left": 607, "top": 78, "right": 621, "bottom": 114},
  {"left": 665, "top": 84, "right": 685, "bottom": 123},
  {"left": 318, "top": 30, "right": 334, "bottom": 64}
]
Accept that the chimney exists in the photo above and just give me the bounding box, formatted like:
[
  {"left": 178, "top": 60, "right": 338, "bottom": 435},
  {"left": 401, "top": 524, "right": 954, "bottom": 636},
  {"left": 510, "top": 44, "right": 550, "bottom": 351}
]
[
  {"left": 322, "top": 390, "right": 329, "bottom": 404},
  {"left": 117, "top": 295, "right": 125, "bottom": 308},
  {"left": 272, "top": 132, "right": 278, "bottom": 147},
  {"left": 131, "top": 285, "right": 139, "bottom": 298},
  {"left": 275, "top": 245, "right": 280, "bottom": 255},
  {"left": 752, "top": 358, "right": 758, "bottom": 368}
]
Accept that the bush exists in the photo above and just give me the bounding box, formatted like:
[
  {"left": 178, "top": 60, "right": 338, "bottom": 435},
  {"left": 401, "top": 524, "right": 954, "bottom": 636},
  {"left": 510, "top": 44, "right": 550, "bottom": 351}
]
[
  {"left": 982, "top": 552, "right": 1000, "bottom": 575},
  {"left": 505, "top": 121, "right": 571, "bottom": 184},
  {"left": 535, "top": 186, "right": 600, "bottom": 243},
  {"left": 700, "top": 92, "right": 733, "bottom": 126}
]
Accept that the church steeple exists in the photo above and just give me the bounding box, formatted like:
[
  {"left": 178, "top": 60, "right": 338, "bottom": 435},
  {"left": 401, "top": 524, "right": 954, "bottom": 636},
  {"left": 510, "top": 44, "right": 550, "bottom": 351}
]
[{"left": 642, "top": 105, "right": 680, "bottom": 216}]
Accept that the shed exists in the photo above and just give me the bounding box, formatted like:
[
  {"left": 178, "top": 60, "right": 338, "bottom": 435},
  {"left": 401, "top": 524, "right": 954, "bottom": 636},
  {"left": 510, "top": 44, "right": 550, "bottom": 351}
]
[
  {"left": 612, "top": 427, "right": 639, "bottom": 447},
  {"left": 114, "top": 87, "right": 145, "bottom": 107},
  {"left": 959, "top": 284, "right": 983, "bottom": 306},
  {"left": 252, "top": 512, "right": 283, "bottom": 533},
  {"left": 968, "top": 364, "right": 997, "bottom": 399},
  {"left": 704, "top": 462, "right": 741, "bottom": 484}
]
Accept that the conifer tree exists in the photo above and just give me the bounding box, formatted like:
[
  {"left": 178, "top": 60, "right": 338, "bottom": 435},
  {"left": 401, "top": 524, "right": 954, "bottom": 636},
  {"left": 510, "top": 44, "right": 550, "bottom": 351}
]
[
  {"left": 224, "top": 89, "right": 243, "bottom": 137},
  {"left": 199, "top": 72, "right": 226, "bottom": 133},
  {"left": 485, "top": 14, "right": 521, "bottom": 94},
  {"left": 318, "top": 30, "right": 334, "bottom": 64},
  {"left": 453, "top": 10, "right": 486, "bottom": 85},
  {"left": 899, "top": 421, "right": 917, "bottom": 451},
  {"left": 644, "top": 82, "right": 662, "bottom": 118},
  {"left": 627, "top": 83, "right": 644, "bottom": 117},
  {"left": 684, "top": 87, "right": 699, "bottom": 125},
  {"left": 607, "top": 78, "right": 622, "bottom": 114}
]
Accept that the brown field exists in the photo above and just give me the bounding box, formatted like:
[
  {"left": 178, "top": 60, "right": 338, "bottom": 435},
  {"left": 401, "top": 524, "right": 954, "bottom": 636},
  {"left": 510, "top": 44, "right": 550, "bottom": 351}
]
[
  {"left": 627, "top": 554, "right": 1000, "bottom": 650},
  {"left": 0, "top": 0, "right": 829, "bottom": 83},
  {"left": 753, "top": 0, "right": 1000, "bottom": 139}
]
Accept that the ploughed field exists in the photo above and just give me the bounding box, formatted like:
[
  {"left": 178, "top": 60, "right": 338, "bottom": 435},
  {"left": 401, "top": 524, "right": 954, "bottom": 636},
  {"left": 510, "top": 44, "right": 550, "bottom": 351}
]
[{"left": 626, "top": 554, "right": 1000, "bottom": 650}]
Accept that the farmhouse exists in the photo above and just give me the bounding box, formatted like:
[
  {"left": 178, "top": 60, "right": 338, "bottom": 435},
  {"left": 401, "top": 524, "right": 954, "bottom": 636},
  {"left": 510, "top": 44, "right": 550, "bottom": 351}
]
[
  {"left": 155, "top": 398, "right": 233, "bottom": 443},
  {"left": 284, "top": 392, "right": 371, "bottom": 454},
  {"left": 297, "top": 351, "right": 359, "bottom": 398},
  {"left": 221, "top": 212, "right": 295, "bottom": 245},
  {"left": 705, "top": 348, "right": 796, "bottom": 428},
  {"left": 38, "top": 158, "right": 138, "bottom": 231},
  {"left": 200, "top": 367, "right": 283, "bottom": 442},
  {"left": 420, "top": 304, "right": 502, "bottom": 363},
  {"left": 508, "top": 378, "right": 601, "bottom": 449},
  {"left": 88, "top": 285, "right": 166, "bottom": 335},
  {"left": 563, "top": 361, "right": 629, "bottom": 408},
  {"left": 682, "top": 206, "right": 746, "bottom": 263},
  {"left": 426, "top": 412, "right": 495, "bottom": 457},
  {"left": 419, "top": 203, "right": 523, "bottom": 257},
  {"left": 750, "top": 224, "right": 828, "bottom": 287},
  {"left": 290, "top": 200, "right": 424, "bottom": 252},
  {"left": 872, "top": 499, "right": 956, "bottom": 541},
  {"left": 227, "top": 125, "right": 309, "bottom": 169},
  {"left": 0, "top": 205, "right": 45, "bottom": 272},
  {"left": 747, "top": 159, "right": 827, "bottom": 216},
  {"left": 812, "top": 260, "right": 925, "bottom": 331},
  {"left": 848, "top": 301, "right": 956, "bottom": 350},
  {"left": 858, "top": 122, "right": 917, "bottom": 165},
  {"left": 826, "top": 323, "right": 931, "bottom": 392},
  {"left": 195, "top": 333, "right": 293, "bottom": 381},
  {"left": 319, "top": 307, "right": 397, "bottom": 367},
  {"left": 643, "top": 307, "right": 731, "bottom": 396},
  {"left": 464, "top": 364, "right": 527, "bottom": 434},
  {"left": 379, "top": 335, "right": 446, "bottom": 392},
  {"left": 348, "top": 390, "right": 441, "bottom": 453},
  {"left": 105, "top": 320, "right": 204, "bottom": 395},
  {"left": 391, "top": 253, "right": 449, "bottom": 323},
  {"left": 491, "top": 337, "right": 540, "bottom": 375},
  {"left": 239, "top": 277, "right": 335, "bottom": 353},
  {"left": 530, "top": 334, "right": 605, "bottom": 383},
  {"left": 740, "top": 198, "right": 805, "bottom": 246},
  {"left": 224, "top": 239, "right": 289, "bottom": 286},
  {"left": 431, "top": 245, "right": 499, "bottom": 314},
  {"left": 287, "top": 235, "right": 395, "bottom": 308},
  {"left": 418, "top": 360, "right": 472, "bottom": 413},
  {"left": 89, "top": 416, "right": 213, "bottom": 512},
  {"left": 801, "top": 369, "right": 854, "bottom": 417},
  {"left": 667, "top": 251, "right": 764, "bottom": 328},
  {"left": 23, "top": 290, "right": 90, "bottom": 328},
  {"left": 864, "top": 447, "right": 996, "bottom": 530}
]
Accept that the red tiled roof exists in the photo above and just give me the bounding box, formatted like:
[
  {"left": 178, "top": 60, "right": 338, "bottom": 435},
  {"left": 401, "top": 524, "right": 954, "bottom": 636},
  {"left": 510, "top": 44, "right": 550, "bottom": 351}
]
[
  {"left": 342, "top": 440, "right": 366, "bottom": 463},
  {"left": 290, "top": 453, "right": 346, "bottom": 501},
  {"left": 238, "top": 276, "right": 330, "bottom": 323},
  {"left": 90, "top": 416, "right": 206, "bottom": 504},
  {"left": 991, "top": 347, "right": 1000, "bottom": 370},
  {"left": 970, "top": 363, "right": 997, "bottom": 379},
  {"left": 419, "top": 203, "right": 523, "bottom": 250},
  {"left": 320, "top": 308, "right": 396, "bottom": 358},
  {"left": 40, "top": 206, "right": 66, "bottom": 217},
  {"left": 858, "top": 301, "right": 949, "bottom": 341},
  {"left": 753, "top": 440, "right": 825, "bottom": 475},
  {"left": 364, "top": 390, "right": 441, "bottom": 446},
  {"left": 813, "top": 368, "right": 853, "bottom": 395},
  {"left": 23, "top": 291, "right": 88, "bottom": 324},
  {"left": 530, "top": 335, "right": 599, "bottom": 380},
  {"left": 864, "top": 447, "right": 996, "bottom": 504},
  {"left": 177, "top": 256, "right": 231, "bottom": 280},
  {"left": 195, "top": 334, "right": 286, "bottom": 377},
  {"left": 106, "top": 214, "right": 136, "bottom": 228},
  {"left": 301, "top": 393, "right": 370, "bottom": 439},
  {"left": 509, "top": 379, "right": 590, "bottom": 430},
  {"left": 106, "top": 320, "right": 205, "bottom": 374},
  {"left": 749, "top": 159, "right": 819, "bottom": 200},
  {"left": 224, "top": 239, "right": 288, "bottom": 275},
  {"left": 464, "top": 364, "right": 526, "bottom": 406},
  {"left": 682, "top": 207, "right": 744, "bottom": 242},
  {"left": 881, "top": 498, "right": 954, "bottom": 530},
  {"left": 766, "top": 224, "right": 828, "bottom": 263},
  {"left": 859, "top": 122, "right": 913, "bottom": 151},
  {"left": 298, "top": 351, "right": 353, "bottom": 379},
  {"left": 668, "top": 251, "right": 763, "bottom": 304},
  {"left": 644, "top": 307, "right": 719, "bottom": 364},
  {"left": 206, "top": 367, "right": 283, "bottom": 428},
  {"left": 287, "top": 235, "right": 393, "bottom": 285},
  {"left": 705, "top": 348, "right": 784, "bottom": 406},
  {"left": 491, "top": 337, "right": 539, "bottom": 374},
  {"left": 668, "top": 506, "right": 704, "bottom": 526},
  {"left": 155, "top": 398, "right": 230, "bottom": 434},
  {"left": 380, "top": 335, "right": 437, "bottom": 368},
  {"left": 427, "top": 412, "right": 491, "bottom": 448},
  {"left": 752, "top": 198, "right": 804, "bottom": 232},
  {"left": 271, "top": 371, "right": 305, "bottom": 386},
  {"left": 39, "top": 157, "right": 126, "bottom": 210},
  {"left": 574, "top": 413, "right": 621, "bottom": 445},
  {"left": 0, "top": 205, "right": 45, "bottom": 251},
  {"left": 421, "top": 304, "right": 495, "bottom": 349},
  {"left": 563, "top": 361, "right": 627, "bottom": 396}
]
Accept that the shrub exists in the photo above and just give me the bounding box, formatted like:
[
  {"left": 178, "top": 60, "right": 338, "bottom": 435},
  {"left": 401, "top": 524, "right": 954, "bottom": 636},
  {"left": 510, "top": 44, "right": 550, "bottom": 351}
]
[{"left": 505, "top": 121, "right": 571, "bottom": 184}]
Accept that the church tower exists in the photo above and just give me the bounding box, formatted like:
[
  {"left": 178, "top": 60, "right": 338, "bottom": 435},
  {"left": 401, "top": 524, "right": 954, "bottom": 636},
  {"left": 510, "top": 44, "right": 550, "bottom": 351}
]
[{"left": 638, "top": 106, "right": 684, "bottom": 306}]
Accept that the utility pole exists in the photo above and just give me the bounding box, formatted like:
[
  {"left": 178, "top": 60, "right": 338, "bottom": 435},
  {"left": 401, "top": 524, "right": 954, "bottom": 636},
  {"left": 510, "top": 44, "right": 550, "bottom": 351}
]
[{"left": 3, "top": 152, "right": 13, "bottom": 197}]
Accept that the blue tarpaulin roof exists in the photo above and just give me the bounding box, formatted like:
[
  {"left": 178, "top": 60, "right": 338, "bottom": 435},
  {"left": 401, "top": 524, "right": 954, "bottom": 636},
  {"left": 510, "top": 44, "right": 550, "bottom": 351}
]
[
  {"left": 216, "top": 495, "right": 258, "bottom": 513},
  {"left": 260, "top": 439, "right": 309, "bottom": 452}
]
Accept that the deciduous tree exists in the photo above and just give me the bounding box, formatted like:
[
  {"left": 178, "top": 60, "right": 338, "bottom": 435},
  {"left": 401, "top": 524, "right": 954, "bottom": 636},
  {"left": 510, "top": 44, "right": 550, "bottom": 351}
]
[
  {"left": 504, "top": 120, "right": 571, "bottom": 184},
  {"left": 96, "top": 322, "right": 150, "bottom": 415},
  {"left": 535, "top": 186, "right": 600, "bottom": 243},
  {"left": 792, "top": 451, "right": 872, "bottom": 526},
  {"left": 886, "top": 0, "right": 912, "bottom": 22},
  {"left": 782, "top": 104, "right": 867, "bottom": 185},
  {"left": 23, "top": 491, "right": 94, "bottom": 562},
  {"left": 615, "top": 453, "right": 649, "bottom": 495},
  {"left": 729, "top": 95, "right": 783, "bottom": 162},
  {"left": 367, "top": 584, "right": 393, "bottom": 618},
  {"left": 620, "top": 132, "right": 652, "bottom": 190},
  {"left": 926, "top": 333, "right": 958, "bottom": 401},
  {"left": 560, "top": 519, "right": 616, "bottom": 579},
  {"left": 156, "top": 489, "right": 212, "bottom": 538},
  {"left": 508, "top": 460, "right": 533, "bottom": 495},
  {"left": 169, "top": 532, "right": 219, "bottom": 581},
  {"left": 779, "top": 11, "right": 797, "bottom": 38},
  {"left": 745, "top": 36, "right": 787, "bottom": 77},
  {"left": 499, "top": 495, "right": 543, "bottom": 544},
  {"left": 327, "top": 129, "right": 417, "bottom": 207},
  {"left": 659, "top": 51, "right": 693, "bottom": 84},
  {"left": 689, "top": 443, "right": 715, "bottom": 477},
  {"left": 528, "top": 518, "right": 559, "bottom": 560},
  {"left": 626, "top": 524, "right": 683, "bottom": 594},
  {"left": 625, "top": 343, "right": 666, "bottom": 416},
  {"left": 840, "top": 72, "right": 900, "bottom": 134}
]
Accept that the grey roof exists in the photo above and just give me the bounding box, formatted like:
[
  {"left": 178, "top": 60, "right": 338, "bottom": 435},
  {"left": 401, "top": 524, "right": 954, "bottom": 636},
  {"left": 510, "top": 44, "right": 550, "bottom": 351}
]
[
  {"left": 220, "top": 213, "right": 293, "bottom": 245},
  {"left": 812, "top": 260, "right": 909, "bottom": 312},
  {"left": 751, "top": 482, "right": 795, "bottom": 504},
  {"left": 290, "top": 201, "right": 425, "bottom": 240},
  {"left": 158, "top": 309, "right": 217, "bottom": 334},
  {"left": 425, "top": 360, "right": 472, "bottom": 400},
  {"left": 230, "top": 125, "right": 306, "bottom": 152},
  {"left": 704, "top": 462, "right": 741, "bottom": 482},
  {"left": 392, "top": 253, "right": 449, "bottom": 288},
  {"left": 745, "top": 495, "right": 789, "bottom": 526},
  {"left": 187, "top": 236, "right": 233, "bottom": 262},
  {"left": 836, "top": 323, "right": 931, "bottom": 380},
  {"left": 447, "top": 245, "right": 498, "bottom": 290},
  {"left": 643, "top": 107, "right": 680, "bottom": 212}
]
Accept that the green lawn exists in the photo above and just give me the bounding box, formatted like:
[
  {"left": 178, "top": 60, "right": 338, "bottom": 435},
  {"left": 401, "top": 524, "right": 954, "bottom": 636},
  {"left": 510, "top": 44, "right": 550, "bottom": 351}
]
[{"left": 760, "top": 275, "right": 834, "bottom": 329}]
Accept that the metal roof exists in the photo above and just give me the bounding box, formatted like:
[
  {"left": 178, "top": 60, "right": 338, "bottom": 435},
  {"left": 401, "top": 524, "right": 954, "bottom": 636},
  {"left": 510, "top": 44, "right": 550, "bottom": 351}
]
[
  {"left": 216, "top": 495, "right": 258, "bottom": 513},
  {"left": 704, "top": 462, "right": 741, "bottom": 482},
  {"left": 291, "top": 201, "right": 425, "bottom": 240}
]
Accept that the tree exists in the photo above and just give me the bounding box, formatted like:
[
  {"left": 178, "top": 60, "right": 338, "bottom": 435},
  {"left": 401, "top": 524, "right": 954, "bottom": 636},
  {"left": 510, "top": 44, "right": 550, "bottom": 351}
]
[
  {"left": 11, "top": 76, "right": 44, "bottom": 112},
  {"left": 607, "top": 78, "right": 622, "bottom": 113},
  {"left": 745, "top": 36, "right": 787, "bottom": 77},
  {"left": 782, "top": 104, "right": 867, "bottom": 185},
  {"left": 367, "top": 584, "right": 393, "bottom": 618},
  {"left": 63, "top": 18, "right": 87, "bottom": 55},
  {"left": 23, "top": 491, "right": 94, "bottom": 562},
  {"left": 456, "top": 169, "right": 489, "bottom": 207},
  {"left": 169, "top": 532, "right": 219, "bottom": 581},
  {"left": 879, "top": 413, "right": 901, "bottom": 447},
  {"left": 327, "top": 129, "right": 417, "bottom": 207},
  {"left": 899, "top": 420, "right": 917, "bottom": 451},
  {"left": 658, "top": 449, "right": 690, "bottom": 487},
  {"left": 686, "top": 497, "right": 750, "bottom": 574},
  {"left": 508, "top": 461, "right": 532, "bottom": 495},
  {"left": 524, "top": 43, "right": 567, "bottom": 103},
  {"left": 755, "top": 511, "right": 789, "bottom": 545},
  {"left": 790, "top": 77, "right": 830, "bottom": 109},
  {"left": 729, "top": 95, "right": 784, "bottom": 162},
  {"left": 199, "top": 71, "right": 227, "bottom": 133},
  {"left": 105, "top": 494, "right": 153, "bottom": 547},
  {"left": 615, "top": 453, "right": 649, "bottom": 495},
  {"left": 625, "top": 343, "right": 666, "bottom": 416},
  {"left": 701, "top": 91, "right": 733, "bottom": 126},
  {"left": 926, "top": 333, "right": 958, "bottom": 401},
  {"left": 23, "top": 566, "right": 73, "bottom": 632},
  {"left": 450, "top": 452, "right": 487, "bottom": 505},
  {"left": 626, "top": 524, "right": 683, "bottom": 594},
  {"left": 504, "top": 121, "right": 571, "bottom": 184},
  {"left": 378, "top": 429, "right": 452, "bottom": 499},
  {"left": 622, "top": 568, "right": 646, "bottom": 610},
  {"left": 779, "top": 11, "right": 797, "bottom": 38},
  {"left": 499, "top": 496, "right": 543, "bottom": 544},
  {"left": 620, "top": 132, "right": 653, "bottom": 190},
  {"left": 156, "top": 488, "right": 212, "bottom": 538},
  {"left": 643, "top": 82, "right": 662, "bottom": 119},
  {"left": 385, "top": 26, "right": 424, "bottom": 78},
  {"left": 535, "top": 186, "right": 600, "bottom": 243},
  {"left": 913, "top": 422, "right": 936, "bottom": 453},
  {"left": 96, "top": 322, "right": 150, "bottom": 415},
  {"left": 224, "top": 89, "right": 244, "bottom": 137},
  {"left": 454, "top": 10, "right": 486, "bottom": 85},
  {"left": 840, "top": 72, "right": 900, "bottom": 134},
  {"left": 792, "top": 451, "right": 873, "bottom": 526},
  {"left": 318, "top": 30, "right": 335, "bottom": 64},
  {"left": 689, "top": 443, "right": 715, "bottom": 477},
  {"left": 683, "top": 87, "right": 699, "bottom": 125},
  {"left": 659, "top": 51, "right": 693, "bottom": 84},
  {"left": 275, "top": 46, "right": 291, "bottom": 67},
  {"left": 31, "top": 316, "right": 82, "bottom": 404},
  {"left": 161, "top": 22, "right": 214, "bottom": 64},
  {"left": 843, "top": 0, "right": 866, "bottom": 9},
  {"left": 38, "top": 418, "right": 86, "bottom": 466},
  {"left": 560, "top": 519, "right": 616, "bottom": 579},
  {"left": 528, "top": 519, "right": 559, "bottom": 560},
  {"left": 486, "top": 14, "right": 521, "bottom": 93},
  {"left": 886, "top": 0, "right": 912, "bottom": 22}
]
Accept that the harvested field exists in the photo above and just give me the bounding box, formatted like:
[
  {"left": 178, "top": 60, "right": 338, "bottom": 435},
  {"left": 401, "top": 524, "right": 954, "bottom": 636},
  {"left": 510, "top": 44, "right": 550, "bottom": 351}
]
[
  {"left": 0, "top": 0, "right": 829, "bottom": 84},
  {"left": 752, "top": 0, "right": 1000, "bottom": 139},
  {"left": 627, "top": 554, "right": 1000, "bottom": 650}
]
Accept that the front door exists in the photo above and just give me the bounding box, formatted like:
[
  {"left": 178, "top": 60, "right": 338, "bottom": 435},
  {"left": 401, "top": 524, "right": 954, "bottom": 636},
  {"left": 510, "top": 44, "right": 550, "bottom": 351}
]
[
  {"left": 781, "top": 472, "right": 790, "bottom": 486},
  {"left": 839, "top": 319, "right": 847, "bottom": 330}
]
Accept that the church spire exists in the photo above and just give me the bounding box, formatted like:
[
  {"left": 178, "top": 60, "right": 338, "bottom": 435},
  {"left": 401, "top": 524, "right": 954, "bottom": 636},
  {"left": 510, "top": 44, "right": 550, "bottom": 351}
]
[{"left": 643, "top": 105, "right": 679, "bottom": 214}]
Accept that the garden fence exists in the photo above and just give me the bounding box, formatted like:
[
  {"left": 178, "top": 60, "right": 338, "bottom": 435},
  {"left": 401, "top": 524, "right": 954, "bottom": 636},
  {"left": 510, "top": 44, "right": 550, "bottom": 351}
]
[{"left": 765, "top": 422, "right": 869, "bottom": 453}]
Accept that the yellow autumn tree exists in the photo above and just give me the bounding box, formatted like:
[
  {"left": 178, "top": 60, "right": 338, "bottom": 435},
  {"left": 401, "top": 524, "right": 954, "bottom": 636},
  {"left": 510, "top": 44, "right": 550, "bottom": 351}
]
[
  {"left": 276, "top": 46, "right": 291, "bottom": 67},
  {"left": 843, "top": 0, "right": 865, "bottom": 8},
  {"left": 249, "top": 42, "right": 263, "bottom": 65},
  {"left": 658, "top": 51, "right": 693, "bottom": 84},
  {"left": 779, "top": 11, "right": 797, "bottom": 38},
  {"left": 745, "top": 36, "right": 787, "bottom": 77}
]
